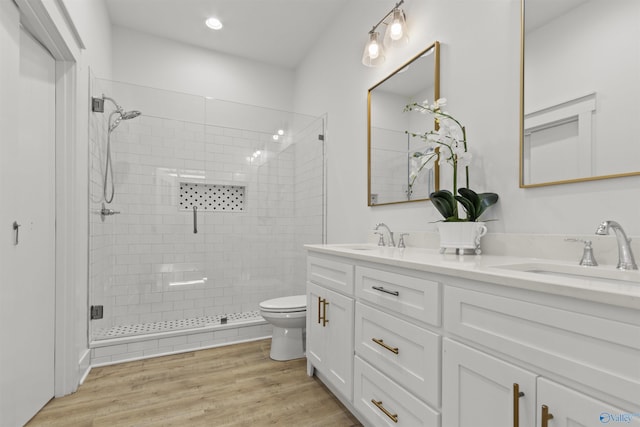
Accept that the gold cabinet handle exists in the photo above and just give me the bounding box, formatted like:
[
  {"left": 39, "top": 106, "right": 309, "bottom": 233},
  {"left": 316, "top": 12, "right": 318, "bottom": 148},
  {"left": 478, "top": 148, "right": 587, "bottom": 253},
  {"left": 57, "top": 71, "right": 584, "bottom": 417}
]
[
  {"left": 541, "top": 405, "right": 554, "bottom": 427},
  {"left": 513, "top": 383, "right": 525, "bottom": 427},
  {"left": 322, "top": 299, "right": 329, "bottom": 327},
  {"left": 372, "top": 338, "right": 399, "bottom": 354},
  {"left": 317, "top": 296, "right": 322, "bottom": 324},
  {"left": 371, "top": 399, "right": 398, "bottom": 423}
]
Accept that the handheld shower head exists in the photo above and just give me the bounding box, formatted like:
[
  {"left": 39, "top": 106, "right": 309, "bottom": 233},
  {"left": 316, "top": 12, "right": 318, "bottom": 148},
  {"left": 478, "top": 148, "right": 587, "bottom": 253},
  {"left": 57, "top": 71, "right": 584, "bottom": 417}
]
[
  {"left": 108, "top": 110, "right": 142, "bottom": 132},
  {"left": 121, "top": 110, "right": 141, "bottom": 120},
  {"left": 101, "top": 95, "right": 142, "bottom": 204}
]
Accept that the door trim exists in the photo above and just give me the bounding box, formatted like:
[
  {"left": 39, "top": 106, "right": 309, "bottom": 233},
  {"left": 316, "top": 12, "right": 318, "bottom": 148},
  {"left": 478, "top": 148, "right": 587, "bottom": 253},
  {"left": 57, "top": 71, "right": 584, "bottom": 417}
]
[{"left": 16, "top": 0, "right": 85, "bottom": 397}]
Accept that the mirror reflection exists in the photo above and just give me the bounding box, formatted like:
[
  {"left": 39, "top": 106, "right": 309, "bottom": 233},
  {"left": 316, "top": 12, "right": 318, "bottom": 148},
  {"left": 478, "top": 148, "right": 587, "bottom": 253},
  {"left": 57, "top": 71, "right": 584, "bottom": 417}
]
[
  {"left": 368, "top": 41, "right": 440, "bottom": 205},
  {"left": 521, "top": 0, "right": 640, "bottom": 187}
]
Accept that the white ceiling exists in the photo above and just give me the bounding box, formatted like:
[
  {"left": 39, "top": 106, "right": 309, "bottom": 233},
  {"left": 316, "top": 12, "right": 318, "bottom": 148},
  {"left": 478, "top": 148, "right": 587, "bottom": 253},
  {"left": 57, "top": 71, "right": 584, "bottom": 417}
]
[{"left": 104, "top": 0, "right": 345, "bottom": 69}]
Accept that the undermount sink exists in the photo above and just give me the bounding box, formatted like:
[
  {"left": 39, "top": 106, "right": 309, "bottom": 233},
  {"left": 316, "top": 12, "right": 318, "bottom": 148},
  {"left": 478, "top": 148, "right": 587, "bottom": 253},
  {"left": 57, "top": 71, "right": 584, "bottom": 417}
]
[
  {"left": 338, "top": 244, "right": 379, "bottom": 251},
  {"left": 493, "top": 262, "right": 640, "bottom": 285}
]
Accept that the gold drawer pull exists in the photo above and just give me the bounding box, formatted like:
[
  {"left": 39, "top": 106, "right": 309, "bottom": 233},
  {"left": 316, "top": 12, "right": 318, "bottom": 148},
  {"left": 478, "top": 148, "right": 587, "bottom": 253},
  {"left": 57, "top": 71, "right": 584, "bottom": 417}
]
[
  {"left": 513, "top": 383, "right": 525, "bottom": 427},
  {"left": 541, "top": 405, "right": 554, "bottom": 427},
  {"left": 371, "top": 399, "right": 398, "bottom": 423},
  {"left": 317, "top": 296, "right": 322, "bottom": 324},
  {"left": 372, "top": 338, "right": 399, "bottom": 354}
]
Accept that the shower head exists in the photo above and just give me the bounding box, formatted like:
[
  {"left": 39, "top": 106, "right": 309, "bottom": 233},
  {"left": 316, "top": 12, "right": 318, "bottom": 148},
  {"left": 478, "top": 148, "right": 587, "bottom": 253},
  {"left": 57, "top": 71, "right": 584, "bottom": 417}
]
[
  {"left": 121, "top": 110, "right": 141, "bottom": 120},
  {"left": 109, "top": 109, "right": 142, "bottom": 132}
]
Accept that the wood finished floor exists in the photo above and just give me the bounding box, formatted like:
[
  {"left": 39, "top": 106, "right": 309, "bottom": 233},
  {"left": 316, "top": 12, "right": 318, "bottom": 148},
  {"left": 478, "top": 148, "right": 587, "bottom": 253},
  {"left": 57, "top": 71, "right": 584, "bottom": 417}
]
[{"left": 27, "top": 339, "right": 362, "bottom": 427}]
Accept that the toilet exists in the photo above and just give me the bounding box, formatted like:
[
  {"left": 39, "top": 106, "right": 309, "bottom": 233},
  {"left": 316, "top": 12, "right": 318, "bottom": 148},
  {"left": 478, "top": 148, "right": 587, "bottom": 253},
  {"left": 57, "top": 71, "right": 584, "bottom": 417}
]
[{"left": 259, "top": 295, "right": 307, "bottom": 361}]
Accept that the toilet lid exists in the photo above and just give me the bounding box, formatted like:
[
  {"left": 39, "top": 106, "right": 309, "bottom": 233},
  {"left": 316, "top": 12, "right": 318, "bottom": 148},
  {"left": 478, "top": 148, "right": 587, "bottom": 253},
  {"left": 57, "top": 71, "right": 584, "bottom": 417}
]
[{"left": 259, "top": 295, "right": 306, "bottom": 311}]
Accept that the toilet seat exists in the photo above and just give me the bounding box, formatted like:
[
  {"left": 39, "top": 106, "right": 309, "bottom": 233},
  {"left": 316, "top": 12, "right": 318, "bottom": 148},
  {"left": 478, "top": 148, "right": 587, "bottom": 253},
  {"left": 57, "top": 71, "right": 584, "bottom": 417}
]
[{"left": 259, "top": 295, "right": 306, "bottom": 313}]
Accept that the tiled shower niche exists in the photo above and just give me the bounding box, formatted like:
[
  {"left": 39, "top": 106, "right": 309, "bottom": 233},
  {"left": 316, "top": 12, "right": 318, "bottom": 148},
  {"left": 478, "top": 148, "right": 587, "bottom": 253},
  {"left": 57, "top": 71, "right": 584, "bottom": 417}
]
[{"left": 179, "top": 182, "right": 245, "bottom": 212}]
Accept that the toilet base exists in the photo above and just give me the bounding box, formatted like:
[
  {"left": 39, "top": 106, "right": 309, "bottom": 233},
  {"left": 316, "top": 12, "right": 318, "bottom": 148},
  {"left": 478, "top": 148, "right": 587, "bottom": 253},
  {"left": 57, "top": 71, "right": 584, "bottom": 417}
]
[{"left": 270, "top": 326, "right": 305, "bottom": 361}]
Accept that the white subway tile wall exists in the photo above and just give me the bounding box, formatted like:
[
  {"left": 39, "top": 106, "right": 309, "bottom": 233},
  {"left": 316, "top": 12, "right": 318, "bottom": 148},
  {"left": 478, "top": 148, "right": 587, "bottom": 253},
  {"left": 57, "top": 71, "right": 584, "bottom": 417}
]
[{"left": 89, "top": 81, "right": 324, "bottom": 343}]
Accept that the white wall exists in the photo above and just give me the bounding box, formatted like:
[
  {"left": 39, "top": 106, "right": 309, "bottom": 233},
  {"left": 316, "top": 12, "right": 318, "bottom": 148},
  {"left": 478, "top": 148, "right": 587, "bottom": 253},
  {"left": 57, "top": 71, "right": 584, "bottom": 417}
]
[
  {"left": 111, "top": 27, "right": 295, "bottom": 112},
  {"left": 294, "top": 0, "right": 640, "bottom": 242}
]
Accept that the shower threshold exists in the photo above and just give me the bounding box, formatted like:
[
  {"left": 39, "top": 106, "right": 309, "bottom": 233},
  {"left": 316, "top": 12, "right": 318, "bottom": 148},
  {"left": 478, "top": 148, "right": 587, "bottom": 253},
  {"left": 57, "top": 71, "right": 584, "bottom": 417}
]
[{"left": 92, "top": 310, "right": 265, "bottom": 343}]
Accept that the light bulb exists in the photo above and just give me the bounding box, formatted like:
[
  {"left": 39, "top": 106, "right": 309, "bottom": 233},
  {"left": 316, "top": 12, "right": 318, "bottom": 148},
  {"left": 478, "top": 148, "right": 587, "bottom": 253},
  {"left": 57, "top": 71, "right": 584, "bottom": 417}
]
[
  {"left": 390, "top": 19, "right": 403, "bottom": 40},
  {"left": 362, "top": 31, "right": 385, "bottom": 67},
  {"left": 277, "top": 129, "right": 284, "bottom": 136},
  {"left": 368, "top": 40, "right": 379, "bottom": 59},
  {"left": 383, "top": 8, "right": 408, "bottom": 48}
]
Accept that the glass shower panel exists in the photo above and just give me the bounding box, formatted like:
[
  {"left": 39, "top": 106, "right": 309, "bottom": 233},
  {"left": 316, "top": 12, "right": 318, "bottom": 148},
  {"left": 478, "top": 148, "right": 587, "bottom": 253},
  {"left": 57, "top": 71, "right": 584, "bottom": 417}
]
[
  {"left": 90, "top": 79, "right": 210, "bottom": 339},
  {"left": 89, "top": 80, "right": 326, "bottom": 342}
]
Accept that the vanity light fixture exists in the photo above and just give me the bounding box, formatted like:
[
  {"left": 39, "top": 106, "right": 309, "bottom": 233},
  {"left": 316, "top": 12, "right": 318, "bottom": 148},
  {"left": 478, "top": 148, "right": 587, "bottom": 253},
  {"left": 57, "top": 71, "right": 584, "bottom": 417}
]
[
  {"left": 362, "top": 0, "right": 409, "bottom": 67},
  {"left": 205, "top": 17, "right": 223, "bottom": 30}
]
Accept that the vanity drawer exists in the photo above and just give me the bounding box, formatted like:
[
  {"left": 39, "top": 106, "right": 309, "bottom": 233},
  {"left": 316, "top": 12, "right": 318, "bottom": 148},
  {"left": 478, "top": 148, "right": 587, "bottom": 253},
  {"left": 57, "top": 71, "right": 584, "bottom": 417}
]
[
  {"left": 355, "top": 302, "right": 440, "bottom": 407},
  {"left": 307, "top": 255, "right": 354, "bottom": 295},
  {"left": 354, "top": 356, "right": 440, "bottom": 427},
  {"left": 444, "top": 285, "right": 640, "bottom": 404},
  {"left": 355, "top": 266, "right": 441, "bottom": 326}
]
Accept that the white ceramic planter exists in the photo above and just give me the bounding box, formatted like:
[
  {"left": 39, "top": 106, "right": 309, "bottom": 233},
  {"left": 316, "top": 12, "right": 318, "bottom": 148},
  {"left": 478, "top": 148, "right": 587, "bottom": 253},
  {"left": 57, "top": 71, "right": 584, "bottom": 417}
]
[{"left": 437, "top": 221, "right": 487, "bottom": 255}]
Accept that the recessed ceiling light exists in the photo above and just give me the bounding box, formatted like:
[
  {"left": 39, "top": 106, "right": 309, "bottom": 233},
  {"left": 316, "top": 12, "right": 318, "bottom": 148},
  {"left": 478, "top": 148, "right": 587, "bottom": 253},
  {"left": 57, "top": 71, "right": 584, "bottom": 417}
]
[{"left": 205, "top": 17, "right": 223, "bottom": 30}]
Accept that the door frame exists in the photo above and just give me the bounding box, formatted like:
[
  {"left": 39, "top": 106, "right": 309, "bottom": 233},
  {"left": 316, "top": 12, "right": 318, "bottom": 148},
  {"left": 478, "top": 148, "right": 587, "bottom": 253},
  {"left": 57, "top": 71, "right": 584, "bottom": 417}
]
[{"left": 16, "top": 0, "right": 85, "bottom": 397}]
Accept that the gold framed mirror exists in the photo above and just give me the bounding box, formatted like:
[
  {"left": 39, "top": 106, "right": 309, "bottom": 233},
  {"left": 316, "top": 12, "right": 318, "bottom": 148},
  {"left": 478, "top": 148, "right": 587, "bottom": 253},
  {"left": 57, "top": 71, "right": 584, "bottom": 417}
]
[
  {"left": 368, "top": 41, "right": 440, "bottom": 206},
  {"left": 520, "top": 0, "right": 640, "bottom": 188}
]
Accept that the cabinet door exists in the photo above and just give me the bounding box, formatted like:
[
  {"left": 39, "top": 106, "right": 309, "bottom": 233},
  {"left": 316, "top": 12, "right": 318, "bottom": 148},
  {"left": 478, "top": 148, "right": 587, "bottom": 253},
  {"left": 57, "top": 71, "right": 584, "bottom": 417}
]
[
  {"left": 443, "top": 339, "right": 537, "bottom": 427},
  {"left": 306, "top": 282, "right": 355, "bottom": 401},
  {"left": 537, "top": 378, "right": 640, "bottom": 427},
  {"left": 307, "top": 282, "right": 326, "bottom": 369}
]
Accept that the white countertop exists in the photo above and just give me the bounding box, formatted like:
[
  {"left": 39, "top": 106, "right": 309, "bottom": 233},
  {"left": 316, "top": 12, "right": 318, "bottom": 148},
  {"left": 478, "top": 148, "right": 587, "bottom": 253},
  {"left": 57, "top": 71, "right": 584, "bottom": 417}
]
[{"left": 305, "top": 244, "right": 640, "bottom": 310}]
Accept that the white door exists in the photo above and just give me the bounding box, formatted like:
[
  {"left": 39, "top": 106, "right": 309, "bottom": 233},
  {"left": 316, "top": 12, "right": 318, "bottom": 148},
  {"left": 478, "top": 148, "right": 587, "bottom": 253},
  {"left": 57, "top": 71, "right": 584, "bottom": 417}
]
[
  {"left": 442, "top": 338, "right": 537, "bottom": 427},
  {"left": 0, "top": 23, "right": 56, "bottom": 426}
]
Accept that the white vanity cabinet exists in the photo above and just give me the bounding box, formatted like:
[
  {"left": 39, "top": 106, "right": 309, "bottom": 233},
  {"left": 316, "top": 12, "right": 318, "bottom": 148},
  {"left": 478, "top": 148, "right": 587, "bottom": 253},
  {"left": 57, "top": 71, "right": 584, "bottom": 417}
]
[
  {"left": 305, "top": 246, "right": 640, "bottom": 427},
  {"left": 442, "top": 338, "right": 640, "bottom": 427},
  {"left": 306, "top": 255, "right": 355, "bottom": 402},
  {"left": 443, "top": 284, "right": 640, "bottom": 427}
]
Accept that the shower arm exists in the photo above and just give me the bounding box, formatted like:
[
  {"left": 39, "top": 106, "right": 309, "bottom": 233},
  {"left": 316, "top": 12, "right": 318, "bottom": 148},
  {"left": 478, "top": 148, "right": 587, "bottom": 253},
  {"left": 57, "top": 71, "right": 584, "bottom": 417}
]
[{"left": 102, "top": 95, "right": 123, "bottom": 113}]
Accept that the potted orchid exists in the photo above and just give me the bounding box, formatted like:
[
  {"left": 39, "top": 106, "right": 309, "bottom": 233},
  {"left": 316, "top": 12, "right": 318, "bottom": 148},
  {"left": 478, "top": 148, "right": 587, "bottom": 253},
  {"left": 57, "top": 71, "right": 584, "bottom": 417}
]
[{"left": 404, "top": 98, "right": 499, "bottom": 253}]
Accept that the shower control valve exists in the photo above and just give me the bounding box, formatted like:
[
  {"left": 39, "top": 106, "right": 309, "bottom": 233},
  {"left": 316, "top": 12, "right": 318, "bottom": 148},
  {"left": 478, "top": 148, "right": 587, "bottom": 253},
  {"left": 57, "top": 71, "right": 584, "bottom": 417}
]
[{"left": 100, "top": 203, "right": 121, "bottom": 222}]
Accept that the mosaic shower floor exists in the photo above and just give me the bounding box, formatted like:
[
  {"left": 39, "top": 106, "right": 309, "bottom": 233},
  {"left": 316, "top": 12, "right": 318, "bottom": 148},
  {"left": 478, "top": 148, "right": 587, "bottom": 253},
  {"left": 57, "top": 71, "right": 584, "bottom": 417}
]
[{"left": 92, "top": 310, "right": 264, "bottom": 340}]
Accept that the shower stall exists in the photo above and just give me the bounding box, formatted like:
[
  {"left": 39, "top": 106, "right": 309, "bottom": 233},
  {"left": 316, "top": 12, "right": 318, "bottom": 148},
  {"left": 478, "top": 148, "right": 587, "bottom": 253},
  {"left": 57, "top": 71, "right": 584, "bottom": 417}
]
[{"left": 89, "top": 78, "right": 326, "bottom": 364}]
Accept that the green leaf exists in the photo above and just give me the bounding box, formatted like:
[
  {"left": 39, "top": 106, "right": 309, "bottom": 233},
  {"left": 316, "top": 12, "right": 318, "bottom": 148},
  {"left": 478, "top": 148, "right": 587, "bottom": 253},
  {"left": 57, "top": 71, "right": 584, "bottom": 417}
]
[
  {"left": 476, "top": 192, "right": 499, "bottom": 218},
  {"left": 429, "top": 190, "right": 456, "bottom": 219},
  {"left": 456, "top": 188, "right": 499, "bottom": 221},
  {"left": 455, "top": 195, "right": 476, "bottom": 221}
]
